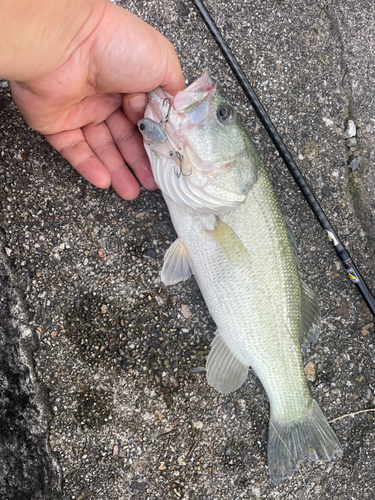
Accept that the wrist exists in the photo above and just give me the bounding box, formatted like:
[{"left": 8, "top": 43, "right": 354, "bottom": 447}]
[{"left": 1, "top": 0, "right": 108, "bottom": 82}]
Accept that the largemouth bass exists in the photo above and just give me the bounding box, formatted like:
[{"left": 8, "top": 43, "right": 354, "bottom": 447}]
[{"left": 138, "top": 72, "right": 342, "bottom": 484}]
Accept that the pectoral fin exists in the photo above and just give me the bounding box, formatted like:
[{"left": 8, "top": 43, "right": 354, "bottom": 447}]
[
  {"left": 161, "top": 238, "right": 193, "bottom": 286},
  {"left": 206, "top": 331, "right": 249, "bottom": 394},
  {"left": 205, "top": 218, "right": 249, "bottom": 265}
]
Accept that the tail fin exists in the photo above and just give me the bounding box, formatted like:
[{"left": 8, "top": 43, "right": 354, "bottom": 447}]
[{"left": 268, "top": 400, "right": 342, "bottom": 485}]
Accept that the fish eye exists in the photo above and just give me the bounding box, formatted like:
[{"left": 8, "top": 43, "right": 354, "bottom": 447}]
[{"left": 217, "top": 104, "right": 234, "bottom": 123}]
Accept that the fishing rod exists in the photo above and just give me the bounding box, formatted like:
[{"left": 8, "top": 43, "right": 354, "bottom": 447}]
[{"left": 192, "top": 0, "right": 375, "bottom": 317}]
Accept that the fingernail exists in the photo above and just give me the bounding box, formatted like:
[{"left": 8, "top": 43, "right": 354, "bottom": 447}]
[{"left": 129, "top": 95, "right": 147, "bottom": 113}]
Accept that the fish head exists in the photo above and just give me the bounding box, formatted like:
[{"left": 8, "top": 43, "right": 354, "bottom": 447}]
[{"left": 138, "top": 71, "right": 260, "bottom": 213}]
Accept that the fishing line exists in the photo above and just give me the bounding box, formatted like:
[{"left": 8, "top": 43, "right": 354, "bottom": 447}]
[{"left": 191, "top": 0, "right": 375, "bottom": 317}]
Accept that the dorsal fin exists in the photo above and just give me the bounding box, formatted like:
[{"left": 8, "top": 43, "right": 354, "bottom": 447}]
[
  {"left": 161, "top": 238, "right": 193, "bottom": 286},
  {"left": 284, "top": 217, "right": 321, "bottom": 351}
]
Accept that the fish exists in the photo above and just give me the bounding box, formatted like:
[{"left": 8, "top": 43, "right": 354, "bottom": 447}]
[{"left": 138, "top": 71, "right": 342, "bottom": 485}]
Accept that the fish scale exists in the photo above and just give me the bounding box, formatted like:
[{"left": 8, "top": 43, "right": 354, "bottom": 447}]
[{"left": 138, "top": 71, "right": 342, "bottom": 485}]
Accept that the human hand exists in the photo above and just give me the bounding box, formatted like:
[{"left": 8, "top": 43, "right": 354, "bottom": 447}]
[{"left": 9, "top": 2, "right": 185, "bottom": 199}]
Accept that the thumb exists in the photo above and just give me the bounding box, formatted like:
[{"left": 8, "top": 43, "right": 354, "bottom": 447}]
[{"left": 123, "top": 93, "right": 148, "bottom": 125}]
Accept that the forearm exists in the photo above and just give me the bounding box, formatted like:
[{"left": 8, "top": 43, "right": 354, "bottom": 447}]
[{"left": 0, "top": 0, "right": 108, "bottom": 82}]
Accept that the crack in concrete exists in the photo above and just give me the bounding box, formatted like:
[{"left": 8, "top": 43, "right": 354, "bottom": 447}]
[
  {"left": 0, "top": 230, "right": 62, "bottom": 500},
  {"left": 317, "top": 2, "right": 375, "bottom": 247}
]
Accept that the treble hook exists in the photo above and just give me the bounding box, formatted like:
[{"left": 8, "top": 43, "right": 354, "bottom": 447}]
[
  {"left": 160, "top": 98, "right": 172, "bottom": 125},
  {"left": 170, "top": 150, "right": 183, "bottom": 178},
  {"left": 159, "top": 97, "right": 190, "bottom": 178}
]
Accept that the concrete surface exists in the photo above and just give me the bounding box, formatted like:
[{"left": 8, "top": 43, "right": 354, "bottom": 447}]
[{"left": 0, "top": 0, "right": 374, "bottom": 498}]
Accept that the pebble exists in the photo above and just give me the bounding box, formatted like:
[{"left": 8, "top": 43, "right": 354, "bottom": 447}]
[
  {"left": 181, "top": 304, "right": 192, "bottom": 319},
  {"left": 364, "top": 388, "right": 372, "bottom": 400},
  {"left": 0, "top": 80, "right": 8, "bottom": 88},
  {"left": 345, "top": 137, "right": 357, "bottom": 147},
  {"left": 155, "top": 295, "right": 165, "bottom": 306},
  {"left": 361, "top": 322, "right": 373, "bottom": 336},
  {"left": 177, "top": 456, "right": 187, "bottom": 466},
  {"left": 147, "top": 249, "right": 156, "bottom": 258},
  {"left": 189, "top": 366, "right": 206, "bottom": 373},
  {"left": 98, "top": 248, "right": 106, "bottom": 260},
  {"left": 349, "top": 156, "right": 363, "bottom": 172},
  {"left": 193, "top": 421, "right": 203, "bottom": 429},
  {"left": 155, "top": 409, "right": 164, "bottom": 420},
  {"left": 345, "top": 119, "right": 356, "bottom": 138},
  {"left": 100, "top": 304, "right": 108, "bottom": 314},
  {"left": 304, "top": 361, "right": 316, "bottom": 382}
]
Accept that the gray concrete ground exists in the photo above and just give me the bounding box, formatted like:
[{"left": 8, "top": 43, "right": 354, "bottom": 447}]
[{"left": 0, "top": 0, "right": 374, "bottom": 498}]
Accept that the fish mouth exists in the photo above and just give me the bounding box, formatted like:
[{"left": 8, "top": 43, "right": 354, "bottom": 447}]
[{"left": 146, "top": 71, "right": 216, "bottom": 122}]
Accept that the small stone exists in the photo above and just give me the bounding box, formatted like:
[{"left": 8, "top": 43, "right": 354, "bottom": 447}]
[
  {"left": 51, "top": 331, "right": 58, "bottom": 338},
  {"left": 178, "top": 456, "right": 187, "bottom": 466},
  {"left": 181, "top": 304, "right": 192, "bottom": 319},
  {"left": 158, "top": 462, "right": 167, "bottom": 470},
  {"left": 345, "top": 137, "right": 357, "bottom": 147},
  {"left": 364, "top": 388, "right": 372, "bottom": 400},
  {"left": 83, "top": 257, "right": 88, "bottom": 265},
  {"left": 361, "top": 322, "right": 373, "bottom": 336},
  {"left": 345, "top": 119, "right": 356, "bottom": 138},
  {"left": 4, "top": 247, "right": 11, "bottom": 256},
  {"left": 147, "top": 249, "right": 156, "bottom": 258},
  {"left": 304, "top": 361, "right": 316, "bottom": 382},
  {"left": 170, "top": 376, "right": 179, "bottom": 388},
  {"left": 113, "top": 445, "right": 118, "bottom": 456},
  {"left": 349, "top": 156, "right": 363, "bottom": 172},
  {"left": 193, "top": 421, "right": 203, "bottom": 429},
  {"left": 101, "top": 304, "right": 108, "bottom": 314},
  {"left": 0, "top": 80, "right": 9, "bottom": 88},
  {"left": 155, "top": 295, "right": 165, "bottom": 306},
  {"left": 189, "top": 366, "right": 206, "bottom": 373},
  {"left": 98, "top": 248, "right": 106, "bottom": 260},
  {"left": 155, "top": 409, "right": 164, "bottom": 420}
]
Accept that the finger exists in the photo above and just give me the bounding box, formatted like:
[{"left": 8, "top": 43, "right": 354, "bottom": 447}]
[
  {"left": 82, "top": 121, "right": 140, "bottom": 200},
  {"left": 106, "top": 108, "right": 157, "bottom": 191},
  {"left": 46, "top": 129, "right": 111, "bottom": 189},
  {"left": 123, "top": 93, "right": 148, "bottom": 125},
  {"left": 159, "top": 41, "right": 186, "bottom": 96}
]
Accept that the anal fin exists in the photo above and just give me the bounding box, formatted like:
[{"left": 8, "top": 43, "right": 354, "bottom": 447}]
[
  {"left": 161, "top": 238, "right": 193, "bottom": 286},
  {"left": 206, "top": 332, "right": 249, "bottom": 394}
]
